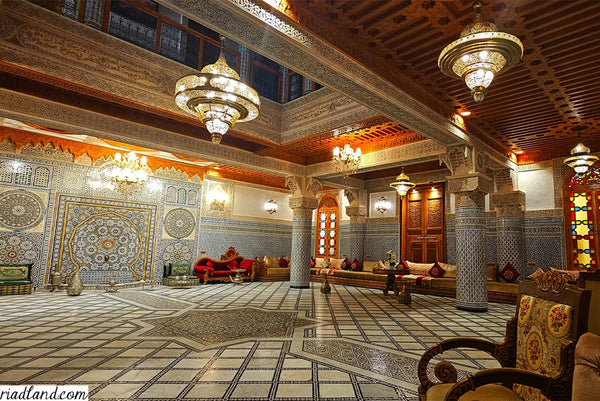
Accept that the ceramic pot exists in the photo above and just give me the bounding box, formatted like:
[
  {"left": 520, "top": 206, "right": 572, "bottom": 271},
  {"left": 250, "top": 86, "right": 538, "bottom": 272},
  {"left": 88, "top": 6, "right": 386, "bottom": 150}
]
[{"left": 66, "top": 271, "right": 83, "bottom": 296}]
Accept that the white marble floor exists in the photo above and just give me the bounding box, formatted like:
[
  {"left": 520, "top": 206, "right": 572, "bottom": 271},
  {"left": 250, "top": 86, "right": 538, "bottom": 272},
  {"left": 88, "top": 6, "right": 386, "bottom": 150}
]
[{"left": 0, "top": 281, "right": 512, "bottom": 400}]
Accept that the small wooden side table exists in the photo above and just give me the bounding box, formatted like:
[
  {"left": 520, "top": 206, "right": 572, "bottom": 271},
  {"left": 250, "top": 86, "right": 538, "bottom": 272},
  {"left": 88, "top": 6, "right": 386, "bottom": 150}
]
[{"left": 373, "top": 267, "right": 410, "bottom": 296}]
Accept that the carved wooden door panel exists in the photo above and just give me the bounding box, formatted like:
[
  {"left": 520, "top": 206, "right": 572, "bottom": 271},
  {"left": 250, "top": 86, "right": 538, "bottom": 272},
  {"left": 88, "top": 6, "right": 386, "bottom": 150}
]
[
  {"left": 315, "top": 194, "right": 339, "bottom": 259},
  {"left": 403, "top": 184, "right": 445, "bottom": 263}
]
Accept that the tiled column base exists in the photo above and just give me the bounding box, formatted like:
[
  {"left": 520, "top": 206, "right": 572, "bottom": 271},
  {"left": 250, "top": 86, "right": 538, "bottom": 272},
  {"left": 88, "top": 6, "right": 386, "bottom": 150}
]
[
  {"left": 455, "top": 205, "right": 487, "bottom": 312},
  {"left": 497, "top": 216, "right": 524, "bottom": 275},
  {"left": 290, "top": 208, "right": 313, "bottom": 288}
]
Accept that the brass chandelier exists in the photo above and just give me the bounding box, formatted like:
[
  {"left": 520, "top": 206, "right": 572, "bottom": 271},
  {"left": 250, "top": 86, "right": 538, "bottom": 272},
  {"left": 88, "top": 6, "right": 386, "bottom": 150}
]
[
  {"left": 389, "top": 169, "right": 415, "bottom": 198},
  {"left": 332, "top": 144, "right": 361, "bottom": 178},
  {"left": 108, "top": 151, "right": 151, "bottom": 195},
  {"left": 175, "top": 36, "right": 260, "bottom": 144},
  {"left": 438, "top": 1, "right": 523, "bottom": 102}
]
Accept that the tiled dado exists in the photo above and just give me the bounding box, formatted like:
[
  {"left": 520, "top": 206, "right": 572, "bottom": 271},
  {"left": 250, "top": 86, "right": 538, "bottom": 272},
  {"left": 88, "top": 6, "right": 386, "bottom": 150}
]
[
  {"left": 198, "top": 217, "right": 292, "bottom": 259},
  {"left": 0, "top": 282, "right": 512, "bottom": 401}
]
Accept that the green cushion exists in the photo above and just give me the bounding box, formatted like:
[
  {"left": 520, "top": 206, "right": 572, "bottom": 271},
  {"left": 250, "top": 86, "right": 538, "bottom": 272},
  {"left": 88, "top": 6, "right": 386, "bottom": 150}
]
[
  {"left": 0, "top": 265, "right": 31, "bottom": 281},
  {"left": 170, "top": 263, "right": 190, "bottom": 276},
  {"left": 0, "top": 280, "right": 32, "bottom": 285},
  {"left": 167, "top": 275, "right": 196, "bottom": 280}
]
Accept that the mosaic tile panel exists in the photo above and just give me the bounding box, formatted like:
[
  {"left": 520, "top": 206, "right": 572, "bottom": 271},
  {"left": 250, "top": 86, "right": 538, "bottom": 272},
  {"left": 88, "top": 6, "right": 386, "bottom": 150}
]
[
  {"left": 0, "top": 189, "right": 44, "bottom": 230},
  {"left": 198, "top": 217, "right": 292, "bottom": 260},
  {"left": 159, "top": 240, "right": 193, "bottom": 266},
  {"left": 486, "top": 219, "right": 497, "bottom": 266},
  {"left": 455, "top": 205, "right": 487, "bottom": 312},
  {"left": 163, "top": 207, "right": 195, "bottom": 239},
  {"left": 364, "top": 221, "right": 398, "bottom": 261},
  {"left": 496, "top": 216, "right": 524, "bottom": 277},
  {"left": 338, "top": 222, "right": 350, "bottom": 259},
  {"left": 523, "top": 216, "right": 565, "bottom": 271},
  {"left": 0, "top": 231, "right": 42, "bottom": 288},
  {"left": 348, "top": 223, "right": 365, "bottom": 262},
  {"left": 50, "top": 194, "right": 158, "bottom": 284}
]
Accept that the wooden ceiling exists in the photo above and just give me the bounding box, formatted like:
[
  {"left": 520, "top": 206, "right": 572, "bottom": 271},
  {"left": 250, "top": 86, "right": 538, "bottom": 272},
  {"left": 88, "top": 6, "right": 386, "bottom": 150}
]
[
  {"left": 280, "top": 0, "right": 600, "bottom": 164},
  {"left": 256, "top": 116, "right": 426, "bottom": 165}
]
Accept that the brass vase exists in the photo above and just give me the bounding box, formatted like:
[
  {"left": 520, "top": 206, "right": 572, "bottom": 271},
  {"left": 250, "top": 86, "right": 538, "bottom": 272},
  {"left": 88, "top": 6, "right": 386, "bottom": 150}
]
[{"left": 66, "top": 271, "right": 83, "bottom": 296}]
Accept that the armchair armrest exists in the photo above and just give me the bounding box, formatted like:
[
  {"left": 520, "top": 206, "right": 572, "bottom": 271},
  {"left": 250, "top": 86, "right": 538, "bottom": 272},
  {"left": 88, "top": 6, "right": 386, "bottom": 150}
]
[
  {"left": 445, "top": 366, "right": 570, "bottom": 401},
  {"left": 418, "top": 318, "right": 517, "bottom": 395}
]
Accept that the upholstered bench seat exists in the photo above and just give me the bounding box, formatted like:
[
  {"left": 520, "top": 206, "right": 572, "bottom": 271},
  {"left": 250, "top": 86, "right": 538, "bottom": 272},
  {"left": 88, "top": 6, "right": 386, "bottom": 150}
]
[{"left": 0, "top": 264, "right": 33, "bottom": 295}]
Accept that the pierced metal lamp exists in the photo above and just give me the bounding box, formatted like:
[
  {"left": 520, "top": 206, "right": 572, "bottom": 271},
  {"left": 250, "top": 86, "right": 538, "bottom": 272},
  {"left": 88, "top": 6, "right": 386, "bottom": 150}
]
[
  {"left": 564, "top": 132, "right": 598, "bottom": 174},
  {"left": 390, "top": 169, "right": 415, "bottom": 198},
  {"left": 375, "top": 196, "right": 391, "bottom": 214},
  {"left": 264, "top": 199, "right": 278, "bottom": 214},
  {"left": 438, "top": 0, "right": 523, "bottom": 102}
]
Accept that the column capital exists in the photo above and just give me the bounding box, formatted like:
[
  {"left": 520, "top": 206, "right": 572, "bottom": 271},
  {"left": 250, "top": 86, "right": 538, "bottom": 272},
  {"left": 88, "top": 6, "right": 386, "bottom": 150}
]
[
  {"left": 490, "top": 190, "right": 526, "bottom": 217},
  {"left": 440, "top": 145, "right": 490, "bottom": 176},
  {"left": 285, "top": 175, "right": 322, "bottom": 198},
  {"left": 289, "top": 197, "right": 318, "bottom": 212},
  {"left": 447, "top": 173, "right": 492, "bottom": 208}
]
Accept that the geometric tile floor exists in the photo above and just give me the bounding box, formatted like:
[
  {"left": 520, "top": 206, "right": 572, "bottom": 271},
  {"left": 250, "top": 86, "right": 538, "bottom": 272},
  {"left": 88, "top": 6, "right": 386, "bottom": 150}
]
[{"left": 0, "top": 281, "right": 513, "bottom": 400}]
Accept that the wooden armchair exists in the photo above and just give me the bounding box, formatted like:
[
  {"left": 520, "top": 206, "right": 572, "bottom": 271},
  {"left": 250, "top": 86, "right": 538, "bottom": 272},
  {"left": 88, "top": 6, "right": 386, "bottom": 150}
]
[{"left": 418, "top": 270, "right": 591, "bottom": 401}]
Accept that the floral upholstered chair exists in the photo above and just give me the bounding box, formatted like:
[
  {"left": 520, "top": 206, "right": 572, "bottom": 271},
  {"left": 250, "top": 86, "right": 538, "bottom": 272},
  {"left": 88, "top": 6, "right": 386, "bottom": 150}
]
[{"left": 418, "top": 270, "right": 591, "bottom": 401}]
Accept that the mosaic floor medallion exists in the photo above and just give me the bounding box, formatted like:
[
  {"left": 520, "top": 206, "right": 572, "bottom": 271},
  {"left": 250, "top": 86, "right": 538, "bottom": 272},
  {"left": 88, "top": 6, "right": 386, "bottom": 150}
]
[
  {"left": 163, "top": 208, "right": 195, "bottom": 239},
  {"left": 141, "top": 307, "right": 319, "bottom": 347},
  {"left": 0, "top": 190, "right": 44, "bottom": 230}
]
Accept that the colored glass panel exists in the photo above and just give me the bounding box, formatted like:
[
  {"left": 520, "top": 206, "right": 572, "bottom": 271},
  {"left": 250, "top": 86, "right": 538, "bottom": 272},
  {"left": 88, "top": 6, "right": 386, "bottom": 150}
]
[{"left": 569, "top": 192, "right": 595, "bottom": 269}]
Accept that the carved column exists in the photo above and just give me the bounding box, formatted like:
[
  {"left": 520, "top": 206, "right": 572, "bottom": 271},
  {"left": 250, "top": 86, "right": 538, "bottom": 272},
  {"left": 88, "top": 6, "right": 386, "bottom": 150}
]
[
  {"left": 286, "top": 176, "right": 321, "bottom": 289},
  {"left": 443, "top": 145, "right": 492, "bottom": 312},
  {"left": 84, "top": 0, "right": 106, "bottom": 29},
  {"left": 490, "top": 190, "right": 526, "bottom": 277},
  {"left": 344, "top": 188, "right": 367, "bottom": 262}
]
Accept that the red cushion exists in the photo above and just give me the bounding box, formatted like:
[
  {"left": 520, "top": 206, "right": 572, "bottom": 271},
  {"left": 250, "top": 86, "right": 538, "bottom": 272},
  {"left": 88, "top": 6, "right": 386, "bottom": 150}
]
[
  {"left": 279, "top": 256, "right": 289, "bottom": 268},
  {"left": 206, "top": 260, "right": 214, "bottom": 268},
  {"left": 498, "top": 262, "right": 520, "bottom": 283},
  {"left": 350, "top": 258, "right": 362, "bottom": 271},
  {"left": 227, "top": 260, "right": 238, "bottom": 269},
  {"left": 341, "top": 258, "right": 351, "bottom": 270},
  {"left": 428, "top": 262, "right": 445, "bottom": 278},
  {"left": 239, "top": 259, "right": 253, "bottom": 269},
  {"left": 400, "top": 260, "right": 409, "bottom": 269},
  {"left": 310, "top": 257, "right": 316, "bottom": 268}
]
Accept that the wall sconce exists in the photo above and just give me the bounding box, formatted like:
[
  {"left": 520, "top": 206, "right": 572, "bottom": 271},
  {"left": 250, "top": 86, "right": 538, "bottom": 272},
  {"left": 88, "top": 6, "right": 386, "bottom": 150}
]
[
  {"left": 374, "top": 196, "right": 391, "bottom": 214},
  {"left": 264, "top": 199, "right": 278, "bottom": 214},
  {"left": 208, "top": 186, "right": 228, "bottom": 211}
]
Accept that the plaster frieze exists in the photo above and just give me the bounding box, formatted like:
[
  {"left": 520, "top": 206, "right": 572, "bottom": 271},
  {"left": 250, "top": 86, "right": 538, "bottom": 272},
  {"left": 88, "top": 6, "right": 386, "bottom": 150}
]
[
  {"left": 307, "top": 140, "right": 446, "bottom": 179},
  {"left": 344, "top": 188, "right": 367, "bottom": 210},
  {"left": 1, "top": 89, "right": 304, "bottom": 177}
]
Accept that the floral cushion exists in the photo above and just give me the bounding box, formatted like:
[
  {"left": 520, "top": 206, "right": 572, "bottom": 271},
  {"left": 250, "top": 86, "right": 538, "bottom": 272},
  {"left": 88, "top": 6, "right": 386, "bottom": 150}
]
[
  {"left": 350, "top": 259, "right": 362, "bottom": 271},
  {"left": 514, "top": 295, "right": 573, "bottom": 401}
]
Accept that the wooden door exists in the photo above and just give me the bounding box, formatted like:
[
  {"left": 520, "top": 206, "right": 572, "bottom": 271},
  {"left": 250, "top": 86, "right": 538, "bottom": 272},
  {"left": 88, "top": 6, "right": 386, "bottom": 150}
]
[{"left": 403, "top": 184, "right": 445, "bottom": 263}]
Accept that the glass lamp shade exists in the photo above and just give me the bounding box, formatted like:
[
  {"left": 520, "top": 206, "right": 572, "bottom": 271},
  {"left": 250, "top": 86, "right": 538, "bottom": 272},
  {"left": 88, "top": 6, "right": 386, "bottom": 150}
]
[
  {"left": 390, "top": 169, "right": 415, "bottom": 198},
  {"left": 564, "top": 140, "right": 599, "bottom": 174},
  {"left": 438, "top": 1, "right": 522, "bottom": 102}
]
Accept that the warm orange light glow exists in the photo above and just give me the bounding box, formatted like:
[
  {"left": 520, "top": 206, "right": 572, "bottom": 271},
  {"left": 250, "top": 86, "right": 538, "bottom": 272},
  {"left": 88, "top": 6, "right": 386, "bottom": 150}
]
[
  {"left": 459, "top": 111, "right": 472, "bottom": 117},
  {"left": 514, "top": 150, "right": 524, "bottom": 155}
]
